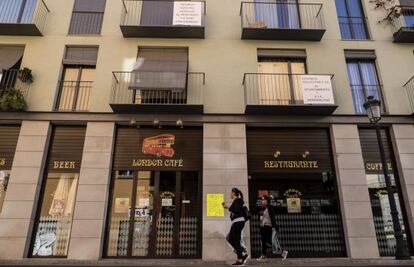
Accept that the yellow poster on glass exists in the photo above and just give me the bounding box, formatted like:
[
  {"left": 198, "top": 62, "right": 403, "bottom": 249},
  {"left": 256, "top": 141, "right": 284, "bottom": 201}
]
[{"left": 207, "top": 194, "right": 224, "bottom": 217}]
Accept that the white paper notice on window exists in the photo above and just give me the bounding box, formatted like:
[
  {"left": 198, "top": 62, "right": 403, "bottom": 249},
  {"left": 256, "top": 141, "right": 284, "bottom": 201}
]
[
  {"left": 173, "top": 2, "right": 202, "bottom": 26},
  {"left": 300, "top": 75, "right": 334, "bottom": 105},
  {"left": 162, "top": 198, "right": 173, "bottom": 207}
]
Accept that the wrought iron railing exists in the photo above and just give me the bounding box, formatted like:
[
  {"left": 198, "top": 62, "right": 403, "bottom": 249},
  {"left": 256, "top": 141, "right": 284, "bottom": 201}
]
[
  {"left": 243, "top": 73, "right": 334, "bottom": 106},
  {"left": 0, "top": 0, "right": 49, "bottom": 34},
  {"left": 388, "top": 6, "right": 414, "bottom": 34},
  {"left": 0, "top": 69, "right": 30, "bottom": 99},
  {"left": 404, "top": 76, "right": 414, "bottom": 113},
  {"left": 55, "top": 81, "right": 93, "bottom": 112},
  {"left": 111, "top": 71, "right": 205, "bottom": 106},
  {"left": 338, "top": 16, "right": 369, "bottom": 39},
  {"left": 240, "top": 2, "right": 325, "bottom": 30},
  {"left": 121, "top": 0, "right": 206, "bottom": 27},
  {"left": 349, "top": 84, "right": 385, "bottom": 114}
]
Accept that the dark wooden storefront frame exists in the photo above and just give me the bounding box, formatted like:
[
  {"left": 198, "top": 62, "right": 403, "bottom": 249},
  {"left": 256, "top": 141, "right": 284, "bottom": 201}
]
[
  {"left": 28, "top": 125, "right": 87, "bottom": 259},
  {"left": 103, "top": 126, "right": 203, "bottom": 259},
  {"left": 246, "top": 127, "right": 347, "bottom": 258}
]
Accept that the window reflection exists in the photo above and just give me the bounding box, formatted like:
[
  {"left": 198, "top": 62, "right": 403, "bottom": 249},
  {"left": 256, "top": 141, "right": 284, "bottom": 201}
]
[{"left": 32, "top": 173, "right": 79, "bottom": 257}]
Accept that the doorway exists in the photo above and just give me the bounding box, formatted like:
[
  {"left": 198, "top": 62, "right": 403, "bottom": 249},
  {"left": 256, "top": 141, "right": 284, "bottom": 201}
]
[{"left": 106, "top": 170, "right": 201, "bottom": 258}]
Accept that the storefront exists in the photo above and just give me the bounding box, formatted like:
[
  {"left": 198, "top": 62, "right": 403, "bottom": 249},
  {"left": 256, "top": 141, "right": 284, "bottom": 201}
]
[
  {"left": 246, "top": 128, "right": 346, "bottom": 258},
  {"left": 359, "top": 128, "right": 413, "bottom": 256},
  {"left": 30, "top": 126, "right": 86, "bottom": 257},
  {"left": 104, "top": 126, "right": 203, "bottom": 258},
  {"left": 0, "top": 125, "right": 21, "bottom": 213}
]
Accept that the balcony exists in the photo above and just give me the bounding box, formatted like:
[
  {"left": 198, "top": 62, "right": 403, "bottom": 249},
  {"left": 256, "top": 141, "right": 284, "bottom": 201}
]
[
  {"left": 110, "top": 71, "right": 204, "bottom": 114},
  {"left": 0, "top": 69, "right": 31, "bottom": 111},
  {"left": 120, "top": 0, "right": 205, "bottom": 38},
  {"left": 240, "top": 2, "right": 325, "bottom": 41},
  {"left": 0, "top": 0, "right": 49, "bottom": 36},
  {"left": 55, "top": 81, "right": 93, "bottom": 112},
  {"left": 389, "top": 6, "right": 414, "bottom": 43},
  {"left": 243, "top": 73, "right": 337, "bottom": 115},
  {"left": 404, "top": 76, "right": 414, "bottom": 115}
]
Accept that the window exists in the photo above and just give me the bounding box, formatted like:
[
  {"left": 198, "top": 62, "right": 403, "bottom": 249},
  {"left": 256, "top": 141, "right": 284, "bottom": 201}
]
[
  {"left": 31, "top": 126, "right": 86, "bottom": 258},
  {"left": 130, "top": 47, "right": 188, "bottom": 104},
  {"left": 0, "top": 0, "right": 36, "bottom": 24},
  {"left": 0, "top": 46, "right": 24, "bottom": 91},
  {"left": 335, "top": 0, "right": 369, "bottom": 39},
  {"left": 68, "top": 0, "right": 106, "bottom": 35},
  {"left": 256, "top": 50, "right": 306, "bottom": 105},
  {"left": 252, "top": 0, "right": 300, "bottom": 29},
  {"left": 56, "top": 46, "right": 98, "bottom": 112},
  {"left": 345, "top": 53, "right": 383, "bottom": 114}
]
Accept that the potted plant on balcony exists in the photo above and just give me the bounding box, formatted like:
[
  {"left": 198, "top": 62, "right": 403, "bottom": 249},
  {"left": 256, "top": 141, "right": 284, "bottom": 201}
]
[
  {"left": 18, "top": 67, "right": 33, "bottom": 84},
  {"left": 0, "top": 89, "right": 27, "bottom": 112}
]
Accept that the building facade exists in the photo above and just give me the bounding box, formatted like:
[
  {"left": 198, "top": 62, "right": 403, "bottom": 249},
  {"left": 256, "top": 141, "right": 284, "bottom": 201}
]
[{"left": 0, "top": 0, "right": 413, "bottom": 262}]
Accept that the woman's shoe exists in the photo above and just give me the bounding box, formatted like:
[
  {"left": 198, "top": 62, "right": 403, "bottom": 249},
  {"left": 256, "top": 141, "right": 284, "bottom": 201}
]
[
  {"left": 257, "top": 255, "right": 266, "bottom": 261},
  {"left": 241, "top": 253, "right": 249, "bottom": 264},
  {"left": 281, "top": 250, "right": 288, "bottom": 261}
]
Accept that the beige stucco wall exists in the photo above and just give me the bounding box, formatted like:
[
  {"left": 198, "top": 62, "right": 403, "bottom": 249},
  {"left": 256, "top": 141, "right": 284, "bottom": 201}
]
[{"left": 0, "top": 0, "right": 412, "bottom": 114}]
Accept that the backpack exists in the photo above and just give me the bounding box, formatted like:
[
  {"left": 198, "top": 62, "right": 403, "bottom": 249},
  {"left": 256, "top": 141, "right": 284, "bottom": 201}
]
[{"left": 242, "top": 206, "right": 251, "bottom": 221}]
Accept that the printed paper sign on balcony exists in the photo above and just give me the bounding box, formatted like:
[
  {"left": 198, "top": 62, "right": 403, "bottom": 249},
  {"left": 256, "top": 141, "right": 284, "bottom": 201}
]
[
  {"left": 173, "top": 2, "right": 202, "bottom": 26},
  {"left": 300, "top": 75, "right": 334, "bottom": 105}
]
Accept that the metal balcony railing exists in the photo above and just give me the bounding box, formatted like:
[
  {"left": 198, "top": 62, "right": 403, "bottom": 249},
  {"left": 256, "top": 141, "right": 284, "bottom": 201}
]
[
  {"left": 240, "top": 2, "right": 325, "bottom": 31},
  {"left": 389, "top": 6, "right": 414, "bottom": 33},
  {"left": 55, "top": 81, "right": 93, "bottom": 112},
  {"left": 0, "top": 69, "right": 30, "bottom": 99},
  {"left": 111, "top": 71, "right": 204, "bottom": 106},
  {"left": 121, "top": 0, "right": 206, "bottom": 33},
  {"left": 0, "top": 0, "right": 49, "bottom": 35},
  {"left": 404, "top": 76, "right": 414, "bottom": 114},
  {"left": 243, "top": 73, "right": 334, "bottom": 106}
]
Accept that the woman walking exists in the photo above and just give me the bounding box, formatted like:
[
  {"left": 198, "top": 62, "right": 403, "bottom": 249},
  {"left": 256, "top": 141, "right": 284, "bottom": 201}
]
[
  {"left": 258, "top": 195, "right": 288, "bottom": 261},
  {"left": 222, "top": 188, "right": 249, "bottom": 266}
]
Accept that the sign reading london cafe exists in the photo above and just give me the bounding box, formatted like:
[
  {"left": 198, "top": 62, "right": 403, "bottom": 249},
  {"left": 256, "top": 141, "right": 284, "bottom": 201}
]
[{"left": 132, "top": 134, "right": 185, "bottom": 168}]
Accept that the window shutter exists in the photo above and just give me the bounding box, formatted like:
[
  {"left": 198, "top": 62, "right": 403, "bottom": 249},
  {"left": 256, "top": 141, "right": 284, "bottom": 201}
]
[
  {"left": 0, "top": 46, "right": 24, "bottom": 71},
  {"left": 344, "top": 50, "right": 376, "bottom": 59},
  {"left": 131, "top": 47, "right": 188, "bottom": 90},
  {"left": 69, "top": 0, "right": 106, "bottom": 34},
  {"left": 63, "top": 46, "right": 99, "bottom": 66},
  {"left": 257, "top": 49, "right": 307, "bottom": 59}
]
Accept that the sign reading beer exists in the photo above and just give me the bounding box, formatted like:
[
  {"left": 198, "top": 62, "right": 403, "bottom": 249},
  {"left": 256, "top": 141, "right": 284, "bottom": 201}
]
[
  {"left": 247, "top": 128, "right": 333, "bottom": 173},
  {"left": 52, "top": 161, "right": 77, "bottom": 170},
  {"left": 114, "top": 127, "right": 202, "bottom": 171}
]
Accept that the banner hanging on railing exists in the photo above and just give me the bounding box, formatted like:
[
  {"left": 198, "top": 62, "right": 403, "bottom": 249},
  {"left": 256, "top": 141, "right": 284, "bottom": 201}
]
[
  {"left": 300, "top": 75, "right": 334, "bottom": 105},
  {"left": 173, "top": 1, "right": 202, "bottom": 26}
]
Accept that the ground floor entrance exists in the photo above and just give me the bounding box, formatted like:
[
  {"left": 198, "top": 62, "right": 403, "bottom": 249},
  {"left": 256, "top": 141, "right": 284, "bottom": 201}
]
[
  {"left": 248, "top": 173, "right": 346, "bottom": 258},
  {"left": 106, "top": 170, "right": 201, "bottom": 258}
]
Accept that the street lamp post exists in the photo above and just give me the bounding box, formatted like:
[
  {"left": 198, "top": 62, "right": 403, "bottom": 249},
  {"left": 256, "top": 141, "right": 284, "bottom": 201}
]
[{"left": 363, "top": 96, "right": 411, "bottom": 260}]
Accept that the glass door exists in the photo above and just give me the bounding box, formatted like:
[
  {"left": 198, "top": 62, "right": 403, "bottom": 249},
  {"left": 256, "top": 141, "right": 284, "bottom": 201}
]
[{"left": 106, "top": 171, "right": 200, "bottom": 258}]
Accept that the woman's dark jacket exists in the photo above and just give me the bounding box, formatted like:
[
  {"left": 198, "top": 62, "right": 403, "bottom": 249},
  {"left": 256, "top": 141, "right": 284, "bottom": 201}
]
[{"left": 229, "top": 197, "right": 244, "bottom": 221}]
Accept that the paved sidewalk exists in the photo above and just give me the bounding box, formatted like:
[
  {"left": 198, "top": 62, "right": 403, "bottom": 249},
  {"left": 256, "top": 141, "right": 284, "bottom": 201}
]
[{"left": 1, "top": 258, "right": 414, "bottom": 267}]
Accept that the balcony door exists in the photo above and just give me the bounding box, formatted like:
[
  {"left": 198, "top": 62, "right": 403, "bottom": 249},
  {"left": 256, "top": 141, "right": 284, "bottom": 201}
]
[
  {"left": 56, "top": 66, "right": 95, "bottom": 112},
  {"left": 346, "top": 59, "right": 383, "bottom": 114},
  {"left": 254, "top": 0, "right": 300, "bottom": 29},
  {"left": 0, "top": 0, "right": 36, "bottom": 24},
  {"left": 257, "top": 59, "right": 306, "bottom": 105}
]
